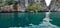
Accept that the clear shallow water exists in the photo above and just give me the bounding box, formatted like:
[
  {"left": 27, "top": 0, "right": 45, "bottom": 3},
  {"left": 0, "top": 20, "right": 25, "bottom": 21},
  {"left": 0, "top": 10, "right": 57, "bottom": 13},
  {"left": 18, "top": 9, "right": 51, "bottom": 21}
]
[{"left": 0, "top": 12, "right": 60, "bottom": 28}]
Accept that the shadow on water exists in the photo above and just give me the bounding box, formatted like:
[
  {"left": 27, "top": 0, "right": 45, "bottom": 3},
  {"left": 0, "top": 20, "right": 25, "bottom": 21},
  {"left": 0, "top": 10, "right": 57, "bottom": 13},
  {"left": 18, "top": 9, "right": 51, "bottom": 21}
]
[
  {"left": 0, "top": 12, "right": 45, "bottom": 28},
  {"left": 50, "top": 12, "right": 60, "bottom": 27},
  {"left": 0, "top": 12, "right": 60, "bottom": 28},
  {"left": 0, "top": 13, "right": 14, "bottom": 28},
  {"left": 11, "top": 12, "right": 31, "bottom": 27}
]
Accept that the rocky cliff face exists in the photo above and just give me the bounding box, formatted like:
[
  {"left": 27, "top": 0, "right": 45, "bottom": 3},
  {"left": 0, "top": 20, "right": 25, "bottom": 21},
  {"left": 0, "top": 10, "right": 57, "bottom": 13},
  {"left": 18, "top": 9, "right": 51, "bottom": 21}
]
[
  {"left": 50, "top": 0, "right": 60, "bottom": 11},
  {"left": 55, "top": 0, "right": 60, "bottom": 11},
  {"left": 1, "top": 0, "right": 60, "bottom": 12}
]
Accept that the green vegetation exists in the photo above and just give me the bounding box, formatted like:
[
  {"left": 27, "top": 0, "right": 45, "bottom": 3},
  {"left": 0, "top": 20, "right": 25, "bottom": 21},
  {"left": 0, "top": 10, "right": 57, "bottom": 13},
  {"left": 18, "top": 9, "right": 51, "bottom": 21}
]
[
  {"left": 0, "top": 0, "right": 10, "bottom": 7},
  {"left": 0, "top": 3, "right": 3, "bottom": 7},
  {"left": 13, "top": 1, "right": 18, "bottom": 11},
  {"left": 26, "top": 2, "right": 44, "bottom": 13}
]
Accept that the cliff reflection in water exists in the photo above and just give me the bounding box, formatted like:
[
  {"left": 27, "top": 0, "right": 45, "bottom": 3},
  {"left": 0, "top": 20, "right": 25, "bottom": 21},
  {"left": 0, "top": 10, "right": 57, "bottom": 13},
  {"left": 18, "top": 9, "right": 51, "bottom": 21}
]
[{"left": 0, "top": 12, "right": 60, "bottom": 28}]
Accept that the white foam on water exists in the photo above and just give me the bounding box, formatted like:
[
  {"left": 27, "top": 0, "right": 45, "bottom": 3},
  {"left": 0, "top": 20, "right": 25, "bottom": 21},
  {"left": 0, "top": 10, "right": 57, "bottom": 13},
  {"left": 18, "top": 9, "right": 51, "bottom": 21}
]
[{"left": 39, "top": 12, "right": 60, "bottom": 28}]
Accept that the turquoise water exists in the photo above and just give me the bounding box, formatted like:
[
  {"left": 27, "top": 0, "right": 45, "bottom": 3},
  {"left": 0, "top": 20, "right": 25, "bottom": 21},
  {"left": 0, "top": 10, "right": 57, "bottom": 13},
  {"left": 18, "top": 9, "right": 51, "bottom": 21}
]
[
  {"left": 50, "top": 12, "right": 60, "bottom": 27},
  {"left": 0, "top": 12, "right": 60, "bottom": 28}
]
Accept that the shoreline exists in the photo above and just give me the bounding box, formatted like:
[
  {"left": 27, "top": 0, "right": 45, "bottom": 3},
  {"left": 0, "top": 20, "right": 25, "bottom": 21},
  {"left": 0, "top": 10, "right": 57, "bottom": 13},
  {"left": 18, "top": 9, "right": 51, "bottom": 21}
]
[{"left": 0, "top": 11, "right": 58, "bottom": 13}]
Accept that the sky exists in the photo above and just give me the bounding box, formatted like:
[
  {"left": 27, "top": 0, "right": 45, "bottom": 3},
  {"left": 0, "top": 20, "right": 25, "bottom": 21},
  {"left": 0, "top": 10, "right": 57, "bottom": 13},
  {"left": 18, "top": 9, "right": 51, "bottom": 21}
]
[{"left": 45, "top": 0, "right": 51, "bottom": 6}]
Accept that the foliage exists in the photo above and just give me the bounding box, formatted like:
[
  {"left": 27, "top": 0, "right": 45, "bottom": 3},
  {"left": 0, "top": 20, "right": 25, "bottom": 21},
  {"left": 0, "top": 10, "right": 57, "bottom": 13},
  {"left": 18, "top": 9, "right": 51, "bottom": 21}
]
[
  {"left": 5, "top": 0, "right": 13, "bottom": 5},
  {"left": 0, "top": 3, "right": 3, "bottom": 7},
  {"left": 13, "top": 1, "right": 18, "bottom": 10},
  {"left": 26, "top": 2, "right": 44, "bottom": 11}
]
